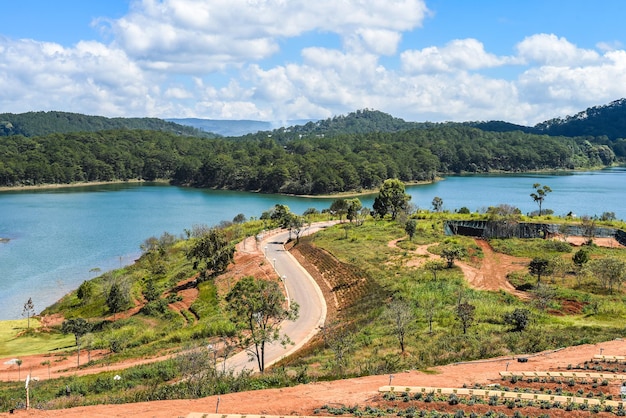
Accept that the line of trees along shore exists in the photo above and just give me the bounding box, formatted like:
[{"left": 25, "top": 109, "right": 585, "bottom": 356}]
[{"left": 0, "top": 125, "right": 617, "bottom": 194}]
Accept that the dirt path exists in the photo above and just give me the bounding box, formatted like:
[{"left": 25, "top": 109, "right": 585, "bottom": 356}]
[
  {"left": 389, "top": 237, "right": 528, "bottom": 297},
  {"left": 456, "top": 239, "right": 529, "bottom": 298}
]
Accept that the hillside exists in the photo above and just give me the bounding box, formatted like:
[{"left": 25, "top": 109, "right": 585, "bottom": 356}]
[
  {"left": 0, "top": 111, "right": 214, "bottom": 138},
  {"left": 535, "top": 98, "right": 626, "bottom": 140}
]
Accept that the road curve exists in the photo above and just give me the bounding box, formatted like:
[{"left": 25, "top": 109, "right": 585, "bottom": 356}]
[{"left": 222, "top": 222, "right": 335, "bottom": 373}]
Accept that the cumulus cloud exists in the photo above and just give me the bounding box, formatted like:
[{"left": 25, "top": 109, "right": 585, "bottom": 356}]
[
  {"left": 0, "top": 37, "right": 158, "bottom": 115},
  {"left": 516, "top": 34, "right": 600, "bottom": 66},
  {"left": 401, "top": 38, "right": 507, "bottom": 74},
  {"left": 101, "top": 0, "right": 429, "bottom": 72}
]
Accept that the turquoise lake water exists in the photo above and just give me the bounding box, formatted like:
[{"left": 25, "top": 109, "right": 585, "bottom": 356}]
[{"left": 0, "top": 168, "right": 624, "bottom": 319}]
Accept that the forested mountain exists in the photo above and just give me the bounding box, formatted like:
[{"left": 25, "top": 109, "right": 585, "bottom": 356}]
[
  {"left": 534, "top": 98, "right": 626, "bottom": 140},
  {"left": 0, "top": 126, "right": 615, "bottom": 193},
  {"left": 0, "top": 111, "right": 214, "bottom": 138}
]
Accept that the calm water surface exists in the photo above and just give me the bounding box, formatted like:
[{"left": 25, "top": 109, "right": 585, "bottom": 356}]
[{"left": 0, "top": 168, "right": 624, "bottom": 319}]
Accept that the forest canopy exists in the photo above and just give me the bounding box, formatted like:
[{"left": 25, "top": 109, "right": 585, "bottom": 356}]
[{"left": 0, "top": 125, "right": 617, "bottom": 195}]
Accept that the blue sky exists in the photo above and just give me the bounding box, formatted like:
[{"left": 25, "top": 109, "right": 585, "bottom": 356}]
[{"left": 1, "top": 0, "right": 625, "bottom": 125}]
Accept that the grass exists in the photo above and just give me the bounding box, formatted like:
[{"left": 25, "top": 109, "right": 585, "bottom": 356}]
[
  {"left": 0, "top": 319, "right": 73, "bottom": 357},
  {"left": 3, "top": 210, "right": 626, "bottom": 410}
]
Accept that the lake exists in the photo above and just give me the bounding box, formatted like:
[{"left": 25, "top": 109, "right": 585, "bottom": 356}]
[{"left": 1, "top": 168, "right": 625, "bottom": 319}]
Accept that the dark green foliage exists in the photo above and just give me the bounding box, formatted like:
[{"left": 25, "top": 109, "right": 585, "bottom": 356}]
[
  {"left": 572, "top": 248, "right": 590, "bottom": 268},
  {"left": 106, "top": 282, "right": 129, "bottom": 314},
  {"left": 0, "top": 111, "right": 211, "bottom": 138},
  {"left": 405, "top": 219, "right": 417, "bottom": 241},
  {"left": 373, "top": 179, "right": 411, "bottom": 220},
  {"left": 0, "top": 115, "right": 616, "bottom": 193},
  {"left": 142, "top": 280, "right": 161, "bottom": 302},
  {"left": 503, "top": 308, "right": 531, "bottom": 332},
  {"left": 61, "top": 318, "right": 92, "bottom": 346},
  {"left": 186, "top": 229, "right": 234, "bottom": 281},
  {"left": 528, "top": 257, "right": 552, "bottom": 284},
  {"left": 77, "top": 280, "right": 94, "bottom": 302}
]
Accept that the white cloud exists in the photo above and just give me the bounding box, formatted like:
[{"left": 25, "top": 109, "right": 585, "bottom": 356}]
[
  {"left": 0, "top": 37, "right": 155, "bottom": 116},
  {"left": 516, "top": 34, "right": 600, "bottom": 66},
  {"left": 401, "top": 39, "right": 506, "bottom": 74},
  {"left": 100, "top": 0, "right": 429, "bottom": 72}
]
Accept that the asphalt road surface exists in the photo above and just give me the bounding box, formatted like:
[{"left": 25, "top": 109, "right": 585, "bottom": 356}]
[{"left": 222, "top": 222, "right": 335, "bottom": 373}]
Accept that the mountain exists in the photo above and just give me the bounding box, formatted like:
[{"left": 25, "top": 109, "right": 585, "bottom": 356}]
[
  {"left": 0, "top": 111, "right": 215, "bottom": 138},
  {"left": 534, "top": 98, "right": 626, "bottom": 140}
]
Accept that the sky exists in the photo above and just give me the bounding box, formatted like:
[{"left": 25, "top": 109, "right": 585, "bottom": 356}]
[{"left": 1, "top": 0, "right": 626, "bottom": 125}]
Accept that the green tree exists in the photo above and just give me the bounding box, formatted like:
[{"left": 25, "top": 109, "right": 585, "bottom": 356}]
[
  {"left": 405, "top": 219, "right": 417, "bottom": 241},
  {"left": 572, "top": 248, "right": 590, "bottom": 269},
  {"left": 345, "top": 198, "right": 363, "bottom": 223},
  {"left": 22, "top": 297, "right": 35, "bottom": 329},
  {"left": 330, "top": 199, "right": 348, "bottom": 221},
  {"left": 587, "top": 257, "right": 626, "bottom": 293},
  {"left": 530, "top": 183, "right": 552, "bottom": 216},
  {"left": 61, "top": 318, "right": 92, "bottom": 367},
  {"left": 187, "top": 228, "right": 234, "bottom": 281},
  {"left": 77, "top": 281, "right": 94, "bottom": 304},
  {"left": 373, "top": 178, "right": 411, "bottom": 220},
  {"left": 106, "top": 282, "right": 129, "bottom": 316},
  {"left": 441, "top": 245, "right": 466, "bottom": 268},
  {"left": 456, "top": 302, "right": 475, "bottom": 334},
  {"left": 226, "top": 276, "right": 299, "bottom": 373},
  {"left": 503, "top": 308, "right": 531, "bottom": 332},
  {"left": 143, "top": 279, "right": 160, "bottom": 302},
  {"left": 528, "top": 257, "right": 552, "bottom": 284}
]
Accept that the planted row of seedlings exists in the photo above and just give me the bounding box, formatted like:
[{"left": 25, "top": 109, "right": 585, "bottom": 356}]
[{"left": 566, "top": 360, "right": 626, "bottom": 373}]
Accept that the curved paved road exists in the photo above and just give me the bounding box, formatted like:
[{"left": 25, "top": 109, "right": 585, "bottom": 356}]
[{"left": 223, "top": 222, "right": 335, "bottom": 373}]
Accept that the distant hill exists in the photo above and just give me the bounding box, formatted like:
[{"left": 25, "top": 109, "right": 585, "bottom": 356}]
[
  {"left": 534, "top": 98, "right": 626, "bottom": 140},
  {"left": 465, "top": 99, "right": 626, "bottom": 141},
  {"left": 166, "top": 118, "right": 271, "bottom": 137},
  {"left": 167, "top": 118, "right": 315, "bottom": 137},
  {"left": 0, "top": 111, "right": 215, "bottom": 138}
]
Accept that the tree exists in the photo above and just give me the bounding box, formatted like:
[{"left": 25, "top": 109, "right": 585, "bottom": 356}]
[
  {"left": 269, "top": 204, "right": 292, "bottom": 228},
  {"left": 226, "top": 276, "right": 299, "bottom": 373},
  {"left": 373, "top": 178, "right": 411, "bottom": 220},
  {"left": 456, "top": 302, "right": 475, "bottom": 334},
  {"left": 187, "top": 228, "right": 234, "bottom": 281},
  {"left": 330, "top": 199, "right": 348, "bottom": 221},
  {"left": 15, "top": 359, "right": 22, "bottom": 381},
  {"left": 345, "top": 198, "right": 362, "bottom": 223},
  {"left": 77, "top": 280, "right": 94, "bottom": 304},
  {"left": 287, "top": 213, "right": 304, "bottom": 243},
  {"left": 323, "top": 324, "right": 356, "bottom": 378},
  {"left": 106, "top": 282, "right": 129, "bottom": 316},
  {"left": 22, "top": 297, "right": 35, "bottom": 329},
  {"left": 417, "top": 292, "right": 441, "bottom": 334},
  {"left": 432, "top": 196, "right": 443, "bottom": 212},
  {"left": 384, "top": 299, "right": 414, "bottom": 353},
  {"left": 530, "top": 183, "right": 552, "bottom": 216},
  {"left": 587, "top": 257, "right": 626, "bottom": 293},
  {"left": 528, "top": 257, "right": 552, "bottom": 284},
  {"left": 441, "top": 245, "right": 466, "bottom": 268},
  {"left": 424, "top": 260, "right": 446, "bottom": 280},
  {"left": 232, "top": 213, "right": 246, "bottom": 223},
  {"left": 61, "top": 318, "right": 92, "bottom": 367},
  {"left": 405, "top": 219, "right": 417, "bottom": 241},
  {"left": 572, "top": 248, "right": 590, "bottom": 270},
  {"left": 503, "top": 308, "right": 531, "bottom": 332}
]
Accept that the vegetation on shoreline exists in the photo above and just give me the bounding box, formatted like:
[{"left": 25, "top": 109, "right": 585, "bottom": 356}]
[
  {"left": 2, "top": 184, "right": 626, "bottom": 412},
  {"left": 1, "top": 107, "right": 622, "bottom": 194}
]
